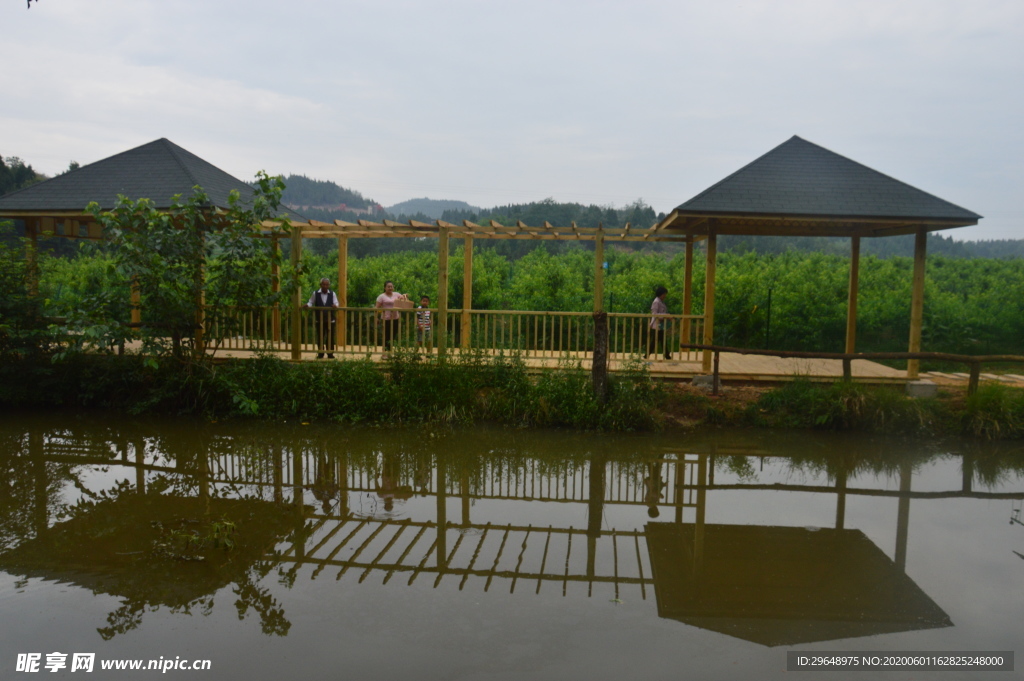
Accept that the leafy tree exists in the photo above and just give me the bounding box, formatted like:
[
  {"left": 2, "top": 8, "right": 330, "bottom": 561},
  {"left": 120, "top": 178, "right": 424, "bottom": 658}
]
[
  {"left": 0, "top": 156, "right": 43, "bottom": 195},
  {"left": 81, "top": 173, "right": 290, "bottom": 359}
]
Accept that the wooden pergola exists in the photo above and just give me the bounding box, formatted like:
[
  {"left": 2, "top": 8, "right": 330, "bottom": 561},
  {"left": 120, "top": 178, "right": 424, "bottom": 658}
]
[
  {"left": 1, "top": 135, "right": 981, "bottom": 379},
  {"left": 653, "top": 135, "right": 981, "bottom": 377}
]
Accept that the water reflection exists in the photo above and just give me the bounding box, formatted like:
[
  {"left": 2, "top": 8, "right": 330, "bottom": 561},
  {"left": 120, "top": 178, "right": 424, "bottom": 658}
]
[{"left": 1, "top": 418, "right": 1022, "bottom": 649}]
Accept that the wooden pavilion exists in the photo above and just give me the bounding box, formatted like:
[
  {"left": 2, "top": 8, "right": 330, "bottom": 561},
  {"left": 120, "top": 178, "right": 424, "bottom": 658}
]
[{"left": 0, "top": 136, "right": 982, "bottom": 381}]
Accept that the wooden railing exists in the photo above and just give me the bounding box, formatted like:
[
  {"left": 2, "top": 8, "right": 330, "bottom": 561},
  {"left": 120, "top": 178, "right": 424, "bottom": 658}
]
[{"left": 207, "top": 306, "right": 706, "bottom": 362}]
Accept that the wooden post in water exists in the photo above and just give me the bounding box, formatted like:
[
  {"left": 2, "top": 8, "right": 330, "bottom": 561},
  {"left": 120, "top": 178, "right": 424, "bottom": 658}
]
[
  {"left": 907, "top": 228, "right": 927, "bottom": 378},
  {"left": 436, "top": 455, "right": 447, "bottom": 570},
  {"left": 834, "top": 468, "right": 847, "bottom": 530},
  {"left": 845, "top": 236, "right": 860, "bottom": 354},
  {"left": 337, "top": 236, "right": 348, "bottom": 348},
  {"left": 702, "top": 230, "right": 717, "bottom": 373},
  {"left": 462, "top": 235, "right": 473, "bottom": 350},
  {"left": 894, "top": 461, "right": 912, "bottom": 572},
  {"left": 437, "top": 226, "right": 450, "bottom": 359},
  {"left": 290, "top": 225, "right": 302, "bottom": 361}
]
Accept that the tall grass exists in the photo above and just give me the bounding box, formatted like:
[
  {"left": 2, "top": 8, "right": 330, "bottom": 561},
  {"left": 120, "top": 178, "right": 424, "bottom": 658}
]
[{"left": 0, "top": 351, "right": 663, "bottom": 431}]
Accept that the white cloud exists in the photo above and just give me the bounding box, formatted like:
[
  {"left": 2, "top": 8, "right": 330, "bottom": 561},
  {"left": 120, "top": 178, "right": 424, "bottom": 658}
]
[{"left": 3, "top": 0, "right": 1022, "bottom": 239}]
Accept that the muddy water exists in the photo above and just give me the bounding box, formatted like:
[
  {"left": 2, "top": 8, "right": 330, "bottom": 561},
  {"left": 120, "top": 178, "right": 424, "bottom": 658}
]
[{"left": 1, "top": 414, "right": 1021, "bottom": 680}]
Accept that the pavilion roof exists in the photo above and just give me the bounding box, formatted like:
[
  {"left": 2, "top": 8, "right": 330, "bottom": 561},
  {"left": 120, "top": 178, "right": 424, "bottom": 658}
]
[
  {"left": 657, "top": 136, "right": 981, "bottom": 238},
  {"left": 0, "top": 138, "right": 305, "bottom": 221}
]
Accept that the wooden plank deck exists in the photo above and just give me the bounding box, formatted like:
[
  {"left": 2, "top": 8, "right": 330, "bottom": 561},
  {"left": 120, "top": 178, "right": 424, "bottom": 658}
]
[{"left": 203, "top": 345, "right": 912, "bottom": 384}]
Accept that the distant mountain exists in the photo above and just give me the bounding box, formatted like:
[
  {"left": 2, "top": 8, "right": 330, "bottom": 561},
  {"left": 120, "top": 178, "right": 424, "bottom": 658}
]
[
  {"left": 386, "top": 198, "right": 482, "bottom": 220},
  {"left": 280, "top": 174, "right": 381, "bottom": 215}
]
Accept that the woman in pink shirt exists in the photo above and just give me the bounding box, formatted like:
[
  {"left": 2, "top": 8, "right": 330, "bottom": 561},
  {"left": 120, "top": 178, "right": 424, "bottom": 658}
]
[{"left": 375, "top": 281, "right": 406, "bottom": 356}]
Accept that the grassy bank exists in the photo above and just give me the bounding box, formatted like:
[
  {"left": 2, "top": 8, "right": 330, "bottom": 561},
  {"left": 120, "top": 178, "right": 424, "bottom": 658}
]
[
  {"left": 3, "top": 353, "right": 1023, "bottom": 438},
  {"left": 663, "top": 379, "right": 1024, "bottom": 439},
  {"left": 0, "top": 352, "right": 660, "bottom": 431}
]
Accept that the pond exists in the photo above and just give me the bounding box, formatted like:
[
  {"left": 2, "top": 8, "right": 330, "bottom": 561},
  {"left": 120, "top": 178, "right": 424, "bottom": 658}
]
[{"left": 1, "top": 414, "right": 1021, "bottom": 679}]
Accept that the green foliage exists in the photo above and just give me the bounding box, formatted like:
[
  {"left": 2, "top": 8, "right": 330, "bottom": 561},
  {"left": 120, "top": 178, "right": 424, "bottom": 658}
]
[
  {"left": 0, "top": 222, "right": 54, "bottom": 360},
  {"left": 755, "top": 379, "right": 935, "bottom": 433},
  {"left": 0, "top": 156, "right": 43, "bottom": 194},
  {"left": 78, "top": 173, "right": 290, "bottom": 358},
  {"left": 962, "top": 383, "right": 1024, "bottom": 439}
]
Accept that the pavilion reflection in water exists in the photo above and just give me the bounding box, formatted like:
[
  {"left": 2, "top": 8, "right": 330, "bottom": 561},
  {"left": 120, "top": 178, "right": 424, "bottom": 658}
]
[{"left": 6, "top": 426, "right": 1014, "bottom": 645}]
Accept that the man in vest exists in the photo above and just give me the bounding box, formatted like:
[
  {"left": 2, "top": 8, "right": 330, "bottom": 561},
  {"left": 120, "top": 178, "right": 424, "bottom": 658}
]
[{"left": 305, "top": 278, "right": 340, "bottom": 358}]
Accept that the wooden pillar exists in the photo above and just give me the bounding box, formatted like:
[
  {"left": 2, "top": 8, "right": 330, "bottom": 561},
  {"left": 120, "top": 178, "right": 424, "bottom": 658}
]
[
  {"left": 593, "top": 230, "right": 605, "bottom": 313},
  {"left": 193, "top": 231, "right": 205, "bottom": 357},
  {"left": 271, "top": 236, "right": 281, "bottom": 343},
  {"left": 682, "top": 240, "right": 694, "bottom": 349},
  {"left": 437, "top": 226, "right": 450, "bottom": 359},
  {"left": 130, "top": 277, "right": 142, "bottom": 327},
  {"left": 702, "top": 230, "right": 717, "bottom": 373},
  {"left": 337, "top": 236, "right": 348, "bottom": 348},
  {"left": 290, "top": 226, "right": 303, "bottom": 361},
  {"left": 26, "top": 218, "right": 39, "bottom": 297},
  {"left": 907, "top": 227, "right": 927, "bottom": 378},
  {"left": 845, "top": 236, "right": 860, "bottom": 354},
  {"left": 461, "top": 236, "right": 473, "bottom": 350}
]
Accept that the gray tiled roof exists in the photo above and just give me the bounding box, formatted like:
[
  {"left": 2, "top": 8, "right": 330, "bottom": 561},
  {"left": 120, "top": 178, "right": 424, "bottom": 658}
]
[
  {"left": 0, "top": 138, "right": 305, "bottom": 220},
  {"left": 675, "top": 136, "right": 981, "bottom": 222}
]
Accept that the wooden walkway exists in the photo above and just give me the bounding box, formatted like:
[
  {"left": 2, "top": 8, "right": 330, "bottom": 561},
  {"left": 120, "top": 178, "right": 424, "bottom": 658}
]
[{"left": 203, "top": 345, "right": 916, "bottom": 384}]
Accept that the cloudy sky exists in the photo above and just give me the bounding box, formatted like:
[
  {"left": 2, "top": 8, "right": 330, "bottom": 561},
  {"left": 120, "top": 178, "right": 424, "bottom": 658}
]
[{"left": 4, "top": 0, "right": 1022, "bottom": 240}]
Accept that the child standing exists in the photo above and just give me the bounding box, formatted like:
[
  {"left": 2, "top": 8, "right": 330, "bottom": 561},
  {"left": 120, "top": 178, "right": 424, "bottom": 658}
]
[{"left": 416, "top": 295, "right": 432, "bottom": 350}]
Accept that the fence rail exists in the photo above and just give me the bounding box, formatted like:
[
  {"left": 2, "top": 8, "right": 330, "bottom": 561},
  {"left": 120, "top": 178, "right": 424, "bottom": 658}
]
[{"left": 208, "top": 306, "right": 706, "bottom": 362}]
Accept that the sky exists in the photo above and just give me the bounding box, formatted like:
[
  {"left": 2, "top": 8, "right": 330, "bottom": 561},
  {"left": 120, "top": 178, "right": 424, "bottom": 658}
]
[{"left": 3, "top": 0, "right": 1022, "bottom": 240}]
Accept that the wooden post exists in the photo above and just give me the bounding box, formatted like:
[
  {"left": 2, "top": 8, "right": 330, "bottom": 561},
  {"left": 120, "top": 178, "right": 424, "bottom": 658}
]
[
  {"left": 461, "top": 235, "right": 473, "bottom": 349},
  {"left": 271, "top": 236, "right": 281, "bottom": 343},
  {"left": 968, "top": 362, "right": 981, "bottom": 396},
  {"left": 593, "top": 230, "right": 605, "bottom": 313},
  {"left": 26, "top": 218, "right": 39, "bottom": 297},
  {"left": 193, "top": 231, "right": 205, "bottom": 357},
  {"left": 130, "top": 277, "right": 142, "bottom": 327},
  {"left": 291, "top": 225, "right": 303, "bottom": 361},
  {"left": 337, "top": 236, "right": 348, "bottom": 348},
  {"left": 845, "top": 236, "right": 860, "bottom": 354},
  {"left": 437, "top": 226, "right": 450, "bottom": 359},
  {"left": 702, "top": 230, "right": 717, "bottom": 373},
  {"left": 592, "top": 311, "right": 608, "bottom": 402},
  {"left": 682, "top": 239, "right": 693, "bottom": 348},
  {"left": 907, "top": 227, "right": 927, "bottom": 378}
]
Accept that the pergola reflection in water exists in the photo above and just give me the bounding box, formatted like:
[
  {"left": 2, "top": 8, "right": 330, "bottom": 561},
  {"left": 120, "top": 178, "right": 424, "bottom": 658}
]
[{"left": 7, "top": 426, "right": 1018, "bottom": 646}]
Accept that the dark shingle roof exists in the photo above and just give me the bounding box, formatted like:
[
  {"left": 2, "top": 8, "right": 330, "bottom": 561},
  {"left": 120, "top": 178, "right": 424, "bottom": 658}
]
[
  {"left": 675, "top": 136, "right": 981, "bottom": 222},
  {"left": 0, "top": 138, "right": 305, "bottom": 220}
]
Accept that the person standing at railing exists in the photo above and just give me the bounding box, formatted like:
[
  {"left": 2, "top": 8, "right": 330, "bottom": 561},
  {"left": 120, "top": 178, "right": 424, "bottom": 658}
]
[
  {"left": 305, "top": 278, "right": 339, "bottom": 359},
  {"left": 416, "top": 295, "right": 432, "bottom": 351},
  {"left": 375, "top": 280, "right": 408, "bottom": 358},
  {"left": 645, "top": 285, "right": 671, "bottom": 361}
]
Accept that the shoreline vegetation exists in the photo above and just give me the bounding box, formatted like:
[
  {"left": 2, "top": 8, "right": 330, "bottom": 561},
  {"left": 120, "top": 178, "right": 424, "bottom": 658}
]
[{"left": 2, "top": 352, "right": 1023, "bottom": 439}]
